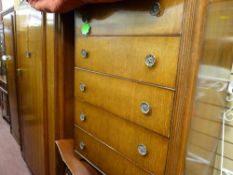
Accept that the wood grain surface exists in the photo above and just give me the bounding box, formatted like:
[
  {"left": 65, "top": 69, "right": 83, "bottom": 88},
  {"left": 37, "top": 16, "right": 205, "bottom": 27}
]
[
  {"left": 75, "top": 0, "right": 184, "bottom": 36},
  {"left": 75, "top": 69, "right": 174, "bottom": 137},
  {"left": 75, "top": 100, "right": 168, "bottom": 175},
  {"left": 3, "top": 11, "right": 21, "bottom": 145},
  {"left": 75, "top": 36, "right": 180, "bottom": 88},
  {"left": 74, "top": 127, "right": 151, "bottom": 175},
  {"left": 16, "top": 4, "right": 48, "bottom": 175}
]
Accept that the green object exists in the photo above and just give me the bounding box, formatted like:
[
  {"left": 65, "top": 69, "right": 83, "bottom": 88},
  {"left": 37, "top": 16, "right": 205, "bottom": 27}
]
[{"left": 81, "top": 22, "right": 91, "bottom": 36}]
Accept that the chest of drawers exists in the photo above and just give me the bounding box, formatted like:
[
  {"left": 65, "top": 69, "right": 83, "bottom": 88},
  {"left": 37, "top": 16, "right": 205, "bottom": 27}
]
[{"left": 74, "top": 0, "right": 208, "bottom": 174}]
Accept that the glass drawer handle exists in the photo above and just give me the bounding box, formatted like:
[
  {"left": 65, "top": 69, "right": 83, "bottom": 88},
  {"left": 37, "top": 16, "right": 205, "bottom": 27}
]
[
  {"left": 150, "top": 1, "right": 161, "bottom": 16},
  {"left": 81, "top": 49, "right": 88, "bottom": 58},
  {"left": 140, "top": 102, "right": 151, "bottom": 115},
  {"left": 138, "top": 144, "right": 148, "bottom": 156},
  {"left": 80, "top": 113, "right": 86, "bottom": 122},
  {"left": 79, "top": 83, "right": 86, "bottom": 92},
  {"left": 145, "top": 54, "right": 156, "bottom": 68},
  {"left": 79, "top": 141, "right": 86, "bottom": 150}
]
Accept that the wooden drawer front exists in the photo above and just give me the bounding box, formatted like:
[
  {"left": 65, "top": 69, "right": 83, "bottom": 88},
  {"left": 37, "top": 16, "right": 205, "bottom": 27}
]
[
  {"left": 75, "top": 101, "right": 168, "bottom": 175},
  {"left": 76, "top": 37, "right": 180, "bottom": 88},
  {"left": 75, "top": 128, "right": 150, "bottom": 175},
  {"left": 75, "top": 70, "right": 174, "bottom": 137},
  {"left": 75, "top": 0, "right": 184, "bottom": 36}
]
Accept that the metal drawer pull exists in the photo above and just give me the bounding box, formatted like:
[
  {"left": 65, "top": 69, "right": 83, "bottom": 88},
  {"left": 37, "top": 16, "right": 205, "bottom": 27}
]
[
  {"left": 79, "top": 83, "right": 86, "bottom": 92},
  {"left": 80, "top": 113, "right": 86, "bottom": 122},
  {"left": 138, "top": 144, "right": 148, "bottom": 156},
  {"left": 81, "top": 49, "right": 88, "bottom": 58},
  {"left": 150, "top": 1, "right": 161, "bottom": 16},
  {"left": 145, "top": 54, "right": 156, "bottom": 68},
  {"left": 140, "top": 102, "right": 151, "bottom": 115},
  {"left": 79, "top": 141, "right": 86, "bottom": 150}
]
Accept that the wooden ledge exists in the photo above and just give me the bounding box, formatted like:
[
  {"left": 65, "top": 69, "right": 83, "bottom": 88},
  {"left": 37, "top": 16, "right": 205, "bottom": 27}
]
[{"left": 56, "top": 139, "right": 100, "bottom": 175}]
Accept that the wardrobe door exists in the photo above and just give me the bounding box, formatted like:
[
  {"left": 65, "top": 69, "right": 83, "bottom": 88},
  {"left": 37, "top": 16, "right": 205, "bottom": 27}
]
[
  {"left": 3, "top": 11, "right": 20, "bottom": 144},
  {"left": 16, "top": 2, "right": 48, "bottom": 175}
]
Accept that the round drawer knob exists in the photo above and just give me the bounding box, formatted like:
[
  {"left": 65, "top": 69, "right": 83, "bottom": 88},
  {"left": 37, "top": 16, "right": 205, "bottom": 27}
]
[
  {"left": 79, "top": 83, "right": 86, "bottom": 92},
  {"left": 138, "top": 144, "right": 148, "bottom": 156},
  {"left": 79, "top": 141, "right": 86, "bottom": 150},
  {"left": 81, "top": 49, "right": 88, "bottom": 58},
  {"left": 80, "top": 113, "right": 86, "bottom": 122},
  {"left": 140, "top": 102, "right": 151, "bottom": 115},
  {"left": 150, "top": 2, "right": 161, "bottom": 16},
  {"left": 145, "top": 54, "right": 156, "bottom": 68}
]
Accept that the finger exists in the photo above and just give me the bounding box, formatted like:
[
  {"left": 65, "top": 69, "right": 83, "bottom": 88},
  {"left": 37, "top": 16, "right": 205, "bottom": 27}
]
[{"left": 29, "top": 0, "right": 57, "bottom": 12}]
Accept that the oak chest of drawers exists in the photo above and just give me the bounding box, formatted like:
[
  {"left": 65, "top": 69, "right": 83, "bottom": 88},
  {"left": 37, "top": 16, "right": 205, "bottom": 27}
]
[{"left": 74, "top": 0, "right": 208, "bottom": 174}]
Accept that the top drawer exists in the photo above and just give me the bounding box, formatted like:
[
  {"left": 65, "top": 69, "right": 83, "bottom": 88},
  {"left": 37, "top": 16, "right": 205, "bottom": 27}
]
[{"left": 75, "top": 0, "right": 184, "bottom": 36}]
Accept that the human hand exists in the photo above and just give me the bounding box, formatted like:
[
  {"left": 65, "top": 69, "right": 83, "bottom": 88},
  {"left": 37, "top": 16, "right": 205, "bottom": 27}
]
[{"left": 28, "top": 0, "right": 122, "bottom": 13}]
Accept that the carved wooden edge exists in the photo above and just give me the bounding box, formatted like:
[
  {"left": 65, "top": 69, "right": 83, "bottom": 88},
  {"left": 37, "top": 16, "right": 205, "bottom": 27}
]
[
  {"left": 44, "top": 13, "right": 58, "bottom": 175},
  {"left": 165, "top": 0, "right": 209, "bottom": 174},
  {"left": 41, "top": 12, "right": 50, "bottom": 175},
  {"left": 55, "top": 12, "right": 74, "bottom": 139},
  {"left": 54, "top": 12, "right": 75, "bottom": 175},
  {"left": 12, "top": 10, "right": 22, "bottom": 149},
  {"left": 56, "top": 139, "right": 100, "bottom": 175}
]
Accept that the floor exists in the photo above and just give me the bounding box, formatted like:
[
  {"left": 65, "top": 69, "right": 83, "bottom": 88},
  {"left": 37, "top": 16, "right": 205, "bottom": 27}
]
[{"left": 0, "top": 115, "right": 31, "bottom": 175}]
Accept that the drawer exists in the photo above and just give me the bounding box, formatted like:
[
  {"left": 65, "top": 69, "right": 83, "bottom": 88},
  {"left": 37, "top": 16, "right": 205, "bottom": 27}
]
[
  {"left": 75, "top": 0, "right": 184, "bottom": 36},
  {"left": 75, "top": 70, "right": 174, "bottom": 136},
  {"left": 75, "top": 128, "right": 150, "bottom": 175},
  {"left": 75, "top": 37, "right": 180, "bottom": 88},
  {"left": 75, "top": 100, "right": 168, "bottom": 175}
]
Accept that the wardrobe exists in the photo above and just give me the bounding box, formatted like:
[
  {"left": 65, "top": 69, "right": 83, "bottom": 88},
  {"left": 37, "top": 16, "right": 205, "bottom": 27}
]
[{"left": 2, "top": 1, "right": 74, "bottom": 174}]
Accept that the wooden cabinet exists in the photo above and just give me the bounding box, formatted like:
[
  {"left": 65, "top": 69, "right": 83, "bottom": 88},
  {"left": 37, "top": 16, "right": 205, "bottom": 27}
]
[
  {"left": 7, "top": 0, "right": 232, "bottom": 174},
  {"left": 15, "top": 2, "right": 48, "bottom": 175},
  {"left": 2, "top": 9, "right": 21, "bottom": 144},
  {"left": 73, "top": 0, "right": 210, "bottom": 174},
  {"left": 9, "top": 2, "right": 75, "bottom": 174}
]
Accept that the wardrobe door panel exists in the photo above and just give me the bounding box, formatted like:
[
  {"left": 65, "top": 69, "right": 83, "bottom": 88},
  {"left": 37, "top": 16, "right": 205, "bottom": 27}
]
[{"left": 16, "top": 3, "right": 47, "bottom": 175}]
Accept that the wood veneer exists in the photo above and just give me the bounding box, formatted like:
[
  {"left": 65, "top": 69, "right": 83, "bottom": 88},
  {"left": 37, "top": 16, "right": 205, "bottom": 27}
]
[
  {"left": 75, "top": 0, "right": 184, "bottom": 36},
  {"left": 75, "top": 37, "right": 180, "bottom": 88},
  {"left": 75, "top": 100, "right": 168, "bottom": 175},
  {"left": 74, "top": 128, "right": 151, "bottom": 175},
  {"left": 3, "top": 10, "right": 21, "bottom": 144},
  {"left": 75, "top": 69, "right": 174, "bottom": 137}
]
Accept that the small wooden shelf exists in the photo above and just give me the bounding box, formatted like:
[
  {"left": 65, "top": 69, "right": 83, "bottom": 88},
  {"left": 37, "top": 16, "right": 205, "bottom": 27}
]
[{"left": 56, "top": 139, "right": 100, "bottom": 175}]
